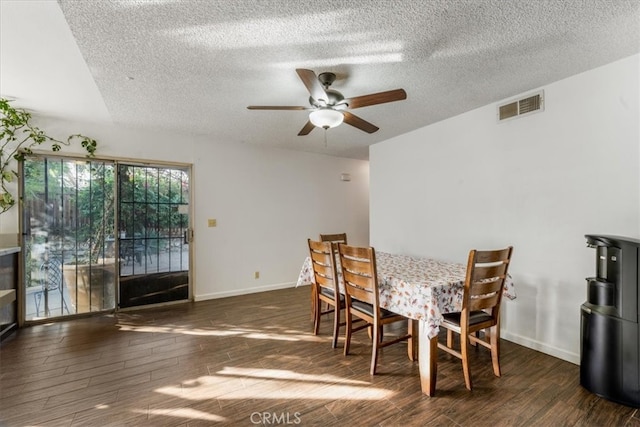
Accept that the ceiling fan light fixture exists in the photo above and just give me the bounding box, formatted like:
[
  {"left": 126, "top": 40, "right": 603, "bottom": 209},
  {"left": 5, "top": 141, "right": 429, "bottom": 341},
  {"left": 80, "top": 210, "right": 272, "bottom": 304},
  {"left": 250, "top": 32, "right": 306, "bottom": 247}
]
[{"left": 309, "top": 108, "right": 343, "bottom": 129}]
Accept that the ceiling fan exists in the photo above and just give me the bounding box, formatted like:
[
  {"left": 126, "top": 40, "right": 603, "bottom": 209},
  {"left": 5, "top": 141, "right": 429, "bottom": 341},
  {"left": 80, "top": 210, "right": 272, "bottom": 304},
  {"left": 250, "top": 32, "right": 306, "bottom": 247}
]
[{"left": 247, "top": 69, "right": 407, "bottom": 135}]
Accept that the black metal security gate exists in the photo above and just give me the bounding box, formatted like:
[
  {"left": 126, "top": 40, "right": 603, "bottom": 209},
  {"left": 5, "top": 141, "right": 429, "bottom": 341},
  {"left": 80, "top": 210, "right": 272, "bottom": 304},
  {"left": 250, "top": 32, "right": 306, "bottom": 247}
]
[{"left": 117, "top": 164, "right": 190, "bottom": 308}]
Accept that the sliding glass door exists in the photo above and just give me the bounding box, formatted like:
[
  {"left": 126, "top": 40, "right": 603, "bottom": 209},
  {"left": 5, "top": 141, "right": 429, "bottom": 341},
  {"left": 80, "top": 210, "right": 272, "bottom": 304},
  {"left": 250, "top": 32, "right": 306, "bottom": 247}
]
[
  {"left": 22, "top": 157, "right": 116, "bottom": 320},
  {"left": 21, "top": 156, "right": 191, "bottom": 321}
]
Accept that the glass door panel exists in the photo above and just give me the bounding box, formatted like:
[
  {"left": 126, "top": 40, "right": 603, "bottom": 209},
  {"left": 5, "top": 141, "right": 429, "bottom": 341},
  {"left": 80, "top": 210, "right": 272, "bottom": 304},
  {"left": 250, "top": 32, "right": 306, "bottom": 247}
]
[
  {"left": 22, "top": 157, "right": 116, "bottom": 320},
  {"left": 117, "top": 164, "right": 189, "bottom": 308}
]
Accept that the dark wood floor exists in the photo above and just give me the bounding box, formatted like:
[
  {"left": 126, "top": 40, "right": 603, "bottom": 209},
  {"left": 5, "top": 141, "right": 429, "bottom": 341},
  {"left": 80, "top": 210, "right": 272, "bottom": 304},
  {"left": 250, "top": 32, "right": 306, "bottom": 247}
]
[{"left": 1, "top": 286, "right": 638, "bottom": 426}]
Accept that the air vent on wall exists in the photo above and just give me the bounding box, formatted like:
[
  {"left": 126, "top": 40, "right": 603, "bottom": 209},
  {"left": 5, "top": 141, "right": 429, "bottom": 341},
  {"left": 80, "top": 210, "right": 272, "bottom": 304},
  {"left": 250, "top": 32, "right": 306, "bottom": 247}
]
[{"left": 497, "top": 90, "right": 544, "bottom": 122}]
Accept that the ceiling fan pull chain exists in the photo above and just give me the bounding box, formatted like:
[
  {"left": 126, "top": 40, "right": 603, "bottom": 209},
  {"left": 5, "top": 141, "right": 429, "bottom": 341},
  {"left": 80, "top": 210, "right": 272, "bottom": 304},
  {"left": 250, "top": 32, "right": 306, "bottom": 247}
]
[{"left": 324, "top": 129, "right": 328, "bottom": 147}]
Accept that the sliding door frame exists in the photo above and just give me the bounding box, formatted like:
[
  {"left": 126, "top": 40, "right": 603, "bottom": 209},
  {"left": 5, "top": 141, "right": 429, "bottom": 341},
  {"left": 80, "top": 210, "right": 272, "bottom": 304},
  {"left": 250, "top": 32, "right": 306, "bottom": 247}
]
[{"left": 18, "top": 152, "right": 194, "bottom": 325}]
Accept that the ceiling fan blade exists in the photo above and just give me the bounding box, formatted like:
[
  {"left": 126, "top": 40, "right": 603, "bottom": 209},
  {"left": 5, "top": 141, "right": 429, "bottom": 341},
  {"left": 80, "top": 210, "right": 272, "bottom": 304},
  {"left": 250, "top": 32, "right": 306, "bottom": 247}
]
[
  {"left": 296, "top": 69, "right": 327, "bottom": 103},
  {"left": 343, "top": 111, "right": 379, "bottom": 133},
  {"left": 298, "top": 120, "right": 315, "bottom": 136},
  {"left": 344, "top": 88, "right": 407, "bottom": 109},
  {"left": 247, "top": 105, "right": 308, "bottom": 110}
]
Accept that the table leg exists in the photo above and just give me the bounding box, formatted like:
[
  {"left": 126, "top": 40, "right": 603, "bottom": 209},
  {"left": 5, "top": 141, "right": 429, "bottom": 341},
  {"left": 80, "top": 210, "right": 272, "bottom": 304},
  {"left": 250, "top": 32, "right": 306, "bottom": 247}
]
[
  {"left": 408, "top": 319, "right": 418, "bottom": 361},
  {"left": 418, "top": 321, "right": 437, "bottom": 396}
]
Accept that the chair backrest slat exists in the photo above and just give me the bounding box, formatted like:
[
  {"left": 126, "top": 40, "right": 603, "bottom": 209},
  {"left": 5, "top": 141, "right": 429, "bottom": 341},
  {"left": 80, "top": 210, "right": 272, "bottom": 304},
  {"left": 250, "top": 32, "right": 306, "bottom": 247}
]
[
  {"left": 320, "top": 233, "right": 348, "bottom": 245},
  {"left": 340, "top": 257, "right": 371, "bottom": 276},
  {"left": 474, "top": 248, "right": 512, "bottom": 263},
  {"left": 469, "top": 293, "right": 502, "bottom": 311},
  {"left": 344, "top": 281, "right": 375, "bottom": 304},
  {"left": 342, "top": 269, "right": 374, "bottom": 292},
  {"left": 310, "top": 250, "right": 330, "bottom": 265},
  {"left": 463, "top": 247, "right": 514, "bottom": 319},
  {"left": 308, "top": 239, "right": 339, "bottom": 295},
  {"left": 470, "top": 278, "right": 503, "bottom": 296},
  {"left": 472, "top": 264, "right": 508, "bottom": 281},
  {"left": 314, "top": 274, "right": 334, "bottom": 288},
  {"left": 338, "top": 243, "right": 379, "bottom": 307}
]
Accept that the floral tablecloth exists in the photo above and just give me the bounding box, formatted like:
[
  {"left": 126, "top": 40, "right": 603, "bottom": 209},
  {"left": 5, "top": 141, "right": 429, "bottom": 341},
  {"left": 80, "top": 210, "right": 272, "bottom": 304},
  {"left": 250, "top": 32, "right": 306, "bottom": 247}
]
[{"left": 297, "top": 251, "right": 516, "bottom": 339}]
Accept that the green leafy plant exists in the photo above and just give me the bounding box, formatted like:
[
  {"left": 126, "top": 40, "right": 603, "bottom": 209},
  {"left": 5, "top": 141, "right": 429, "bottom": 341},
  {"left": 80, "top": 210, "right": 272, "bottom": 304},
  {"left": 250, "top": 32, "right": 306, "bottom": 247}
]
[{"left": 0, "top": 97, "right": 97, "bottom": 213}]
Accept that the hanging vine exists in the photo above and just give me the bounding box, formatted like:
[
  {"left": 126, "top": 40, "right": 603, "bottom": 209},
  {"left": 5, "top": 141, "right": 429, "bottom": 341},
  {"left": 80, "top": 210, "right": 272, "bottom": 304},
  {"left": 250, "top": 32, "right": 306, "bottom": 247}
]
[{"left": 0, "top": 97, "right": 98, "bottom": 213}]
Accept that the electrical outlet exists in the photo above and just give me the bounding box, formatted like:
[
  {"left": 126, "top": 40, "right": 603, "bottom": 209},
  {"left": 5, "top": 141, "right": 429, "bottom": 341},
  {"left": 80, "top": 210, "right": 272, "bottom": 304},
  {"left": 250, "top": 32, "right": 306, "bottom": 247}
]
[
  {"left": 208, "top": 218, "right": 217, "bottom": 227},
  {"left": 254, "top": 271, "right": 260, "bottom": 279}
]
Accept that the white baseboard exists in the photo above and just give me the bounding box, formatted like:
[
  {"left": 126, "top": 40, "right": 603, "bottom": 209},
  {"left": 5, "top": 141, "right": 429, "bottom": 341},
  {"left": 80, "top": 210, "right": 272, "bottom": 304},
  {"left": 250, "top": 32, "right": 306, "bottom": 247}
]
[
  {"left": 196, "top": 284, "right": 580, "bottom": 366},
  {"left": 502, "top": 330, "right": 580, "bottom": 365},
  {"left": 195, "top": 281, "right": 299, "bottom": 301}
]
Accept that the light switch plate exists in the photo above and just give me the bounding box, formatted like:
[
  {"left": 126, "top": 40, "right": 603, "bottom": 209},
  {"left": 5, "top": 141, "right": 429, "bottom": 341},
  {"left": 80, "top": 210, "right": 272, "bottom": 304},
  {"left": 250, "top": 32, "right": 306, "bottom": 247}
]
[{"left": 208, "top": 219, "right": 217, "bottom": 227}]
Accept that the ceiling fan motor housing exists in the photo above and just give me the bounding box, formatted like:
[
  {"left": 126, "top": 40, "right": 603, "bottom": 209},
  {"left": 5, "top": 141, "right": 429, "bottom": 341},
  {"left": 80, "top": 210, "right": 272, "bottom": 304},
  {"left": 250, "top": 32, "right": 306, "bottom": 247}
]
[
  {"left": 309, "top": 89, "right": 345, "bottom": 108},
  {"left": 307, "top": 72, "right": 345, "bottom": 107}
]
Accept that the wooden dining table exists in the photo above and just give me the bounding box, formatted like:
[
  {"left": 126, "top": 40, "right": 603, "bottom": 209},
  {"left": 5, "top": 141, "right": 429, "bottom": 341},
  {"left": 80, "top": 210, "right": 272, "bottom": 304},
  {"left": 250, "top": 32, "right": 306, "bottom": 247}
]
[{"left": 297, "top": 250, "right": 516, "bottom": 396}]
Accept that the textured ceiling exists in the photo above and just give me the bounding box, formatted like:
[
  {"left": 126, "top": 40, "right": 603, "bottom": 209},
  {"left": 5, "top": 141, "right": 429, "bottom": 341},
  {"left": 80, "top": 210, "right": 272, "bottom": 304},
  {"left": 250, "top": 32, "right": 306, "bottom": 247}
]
[{"left": 3, "top": 1, "right": 640, "bottom": 160}]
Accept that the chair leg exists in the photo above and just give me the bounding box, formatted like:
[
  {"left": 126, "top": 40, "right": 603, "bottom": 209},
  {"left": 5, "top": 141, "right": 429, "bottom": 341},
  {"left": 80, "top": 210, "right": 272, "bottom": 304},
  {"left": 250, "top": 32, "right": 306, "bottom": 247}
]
[
  {"left": 370, "top": 321, "right": 381, "bottom": 375},
  {"left": 313, "top": 296, "right": 321, "bottom": 336},
  {"left": 446, "top": 329, "right": 454, "bottom": 348},
  {"left": 331, "top": 303, "right": 340, "bottom": 348},
  {"left": 310, "top": 286, "right": 316, "bottom": 322},
  {"left": 469, "top": 330, "right": 478, "bottom": 347},
  {"left": 489, "top": 325, "right": 501, "bottom": 377},
  {"left": 460, "top": 332, "right": 472, "bottom": 390},
  {"left": 34, "top": 292, "right": 41, "bottom": 317},
  {"left": 59, "top": 287, "right": 70, "bottom": 314},
  {"left": 343, "top": 310, "right": 353, "bottom": 356},
  {"left": 367, "top": 325, "right": 384, "bottom": 342}
]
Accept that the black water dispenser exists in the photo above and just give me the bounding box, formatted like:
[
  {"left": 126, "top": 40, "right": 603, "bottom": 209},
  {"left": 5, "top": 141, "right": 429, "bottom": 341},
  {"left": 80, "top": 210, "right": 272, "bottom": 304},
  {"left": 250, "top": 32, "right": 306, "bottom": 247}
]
[{"left": 580, "top": 234, "right": 640, "bottom": 407}]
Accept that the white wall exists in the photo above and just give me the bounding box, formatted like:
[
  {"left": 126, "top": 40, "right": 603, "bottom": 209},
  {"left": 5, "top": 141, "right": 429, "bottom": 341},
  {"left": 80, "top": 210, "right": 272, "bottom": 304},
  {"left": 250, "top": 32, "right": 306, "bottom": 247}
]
[
  {"left": 190, "top": 139, "right": 370, "bottom": 299},
  {"left": 7, "top": 118, "right": 370, "bottom": 300},
  {"left": 370, "top": 54, "right": 640, "bottom": 364}
]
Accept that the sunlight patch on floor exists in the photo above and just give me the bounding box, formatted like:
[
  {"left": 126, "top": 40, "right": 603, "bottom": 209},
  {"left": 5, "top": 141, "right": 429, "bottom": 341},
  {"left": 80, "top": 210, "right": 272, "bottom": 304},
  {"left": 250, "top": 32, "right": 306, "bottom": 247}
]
[
  {"left": 155, "top": 367, "right": 393, "bottom": 401},
  {"left": 242, "top": 332, "right": 300, "bottom": 341},
  {"left": 137, "top": 408, "right": 227, "bottom": 422},
  {"left": 218, "top": 367, "right": 371, "bottom": 386},
  {"left": 116, "top": 323, "right": 323, "bottom": 341}
]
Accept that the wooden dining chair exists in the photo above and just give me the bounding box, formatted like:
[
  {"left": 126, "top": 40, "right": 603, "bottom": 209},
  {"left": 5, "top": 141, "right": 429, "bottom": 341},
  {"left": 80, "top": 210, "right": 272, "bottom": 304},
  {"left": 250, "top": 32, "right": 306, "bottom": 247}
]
[
  {"left": 316, "top": 233, "right": 347, "bottom": 315},
  {"left": 319, "top": 233, "right": 347, "bottom": 245},
  {"left": 338, "top": 243, "right": 415, "bottom": 375},
  {"left": 308, "top": 239, "right": 345, "bottom": 348},
  {"left": 437, "top": 246, "right": 513, "bottom": 390}
]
